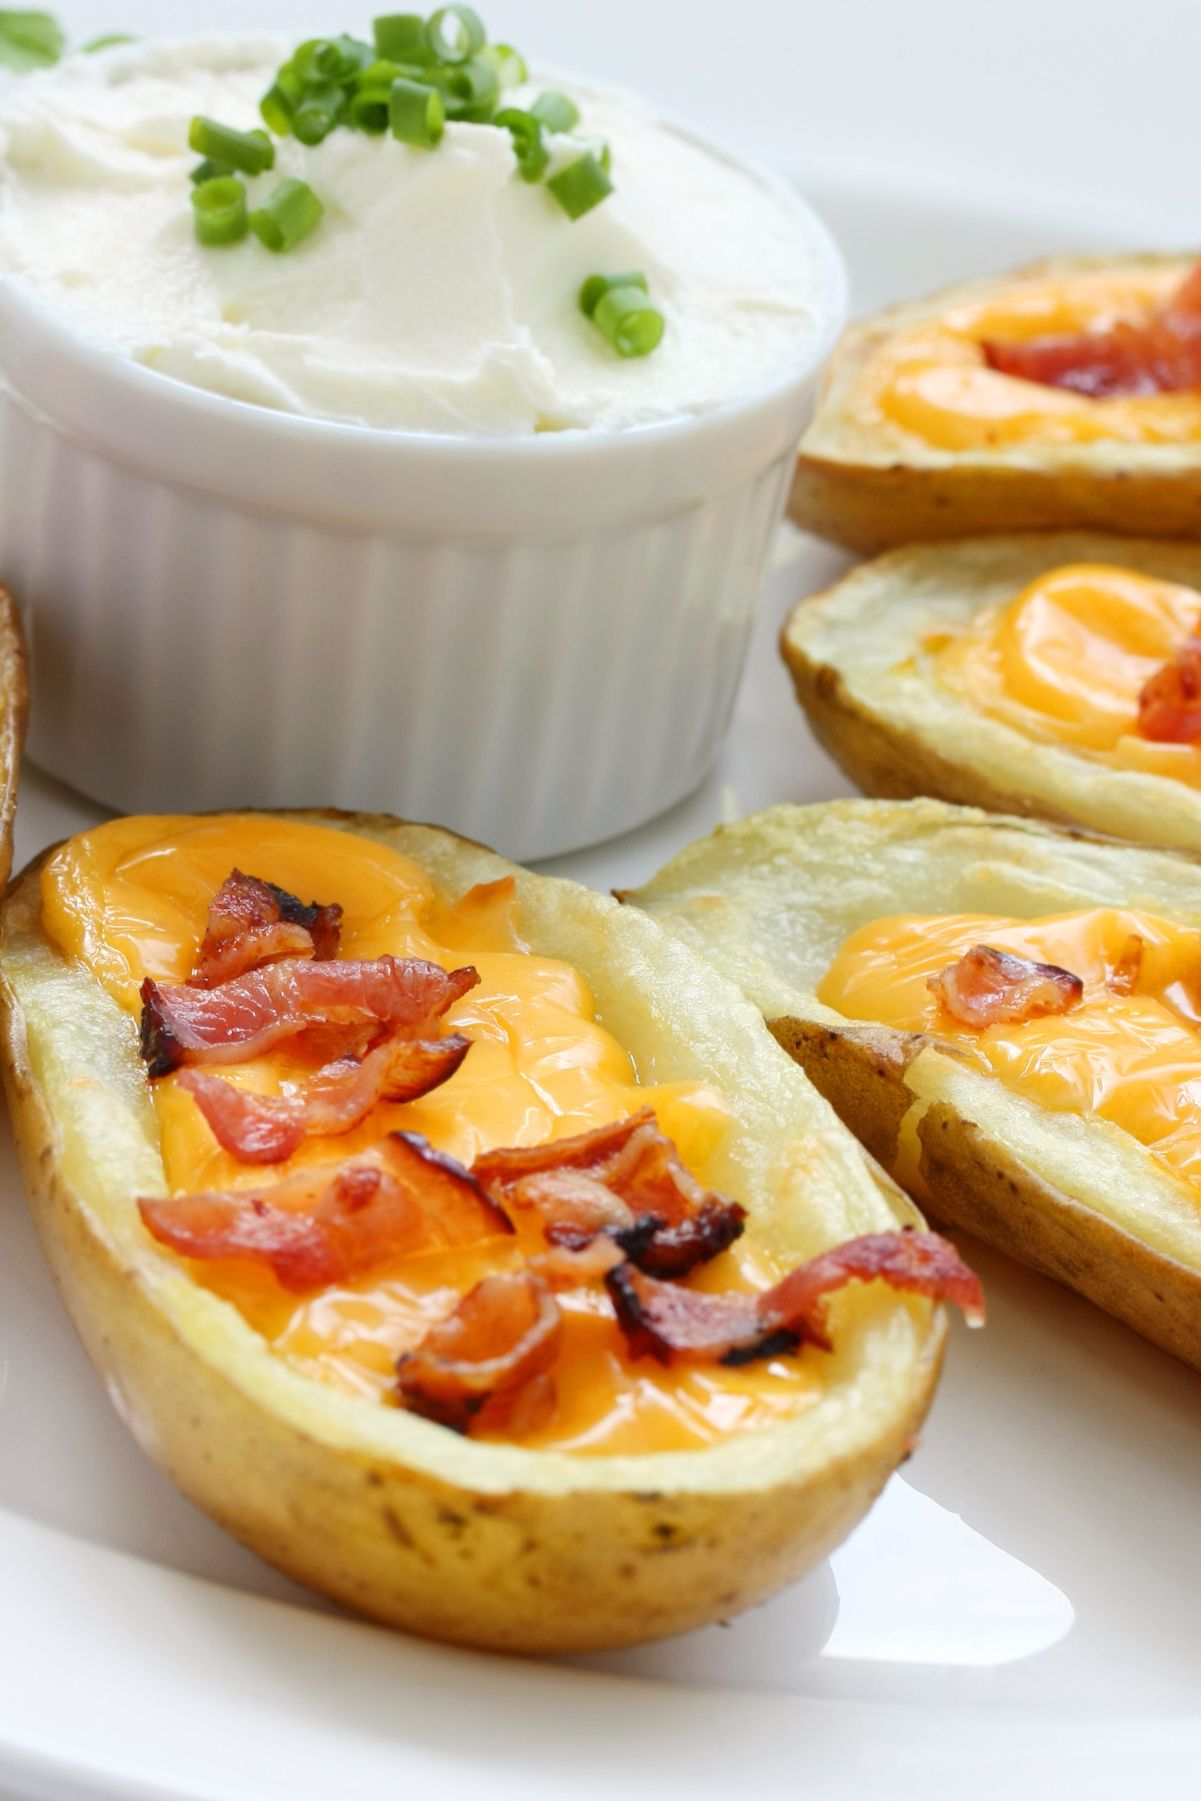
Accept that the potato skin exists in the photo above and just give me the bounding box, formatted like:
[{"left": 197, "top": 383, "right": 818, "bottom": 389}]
[
  {"left": 0, "top": 813, "right": 945, "bottom": 1652},
  {"left": 625, "top": 800, "right": 1201, "bottom": 1374},
  {"left": 781, "top": 535, "right": 1201, "bottom": 858},
  {"left": 792, "top": 255, "right": 1201, "bottom": 553}
]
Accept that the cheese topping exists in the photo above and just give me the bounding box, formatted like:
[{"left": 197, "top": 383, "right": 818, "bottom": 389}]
[
  {"left": 930, "top": 562, "right": 1201, "bottom": 783},
  {"left": 864, "top": 268, "right": 1201, "bottom": 451},
  {"left": 819, "top": 908, "right": 1201, "bottom": 1188},
  {"left": 0, "top": 36, "right": 835, "bottom": 435},
  {"left": 41, "top": 815, "right": 820, "bottom": 1452}
]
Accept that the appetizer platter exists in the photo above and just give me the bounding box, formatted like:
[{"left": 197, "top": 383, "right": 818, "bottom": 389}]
[{"left": 0, "top": 5, "right": 1197, "bottom": 1799}]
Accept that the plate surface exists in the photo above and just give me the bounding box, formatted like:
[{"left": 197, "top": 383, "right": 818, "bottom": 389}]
[{"left": 1, "top": 178, "right": 1199, "bottom": 1801}]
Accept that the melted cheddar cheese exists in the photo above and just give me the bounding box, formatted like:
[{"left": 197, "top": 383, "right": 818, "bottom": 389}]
[
  {"left": 929, "top": 563, "right": 1201, "bottom": 784},
  {"left": 819, "top": 908, "right": 1201, "bottom": 1188},
  {"left": 865, "top": 268, "right": 1201, "bottom": 451},
  {"left": 42, "top": 815, "right": 820, "bottom": 1453}
]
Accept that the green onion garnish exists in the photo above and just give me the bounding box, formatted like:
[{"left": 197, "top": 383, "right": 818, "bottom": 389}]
[
  {"left": 589, "top": 281, "right": 665, "bottom": 358},
  {"left": 260, "top": 71, "right": 301, "bottom": 136},
  {"left": 189, "top": 116, "right": 275, "bottom": 178},
  {"left": 0, "top": 10, "right": 65, "bottom": 72},
  {"left": 579, "top": 271, "right": 649, "bottom": 319},
  {"left": 249, "top": 178, "right": 324, "bottom": 254},
  {"left": 348, "top": 86, "right": 392, "bottom": 132},
  {"left": 530, "top": 91, "right": 579, "bottom": 134},
  {"left": 293, "top": 34, "right": 373, "bottom": 87},
  {"left": 190, "top": 156, "right": 234, "bottom": 185},
  {"left": 191, "top": 176, "right": 249, "bottom": 248},
  {"left": 480, "top": 42, "right": 526, "bottom": 88},
  {"left": 293, "top": 85, "right": 346, "bottom": 147},
  {"left": 83, "top": 31, "right": 137, "bottom": 53},
  {"left": 546, "top": 152, "right": 613, "bottom": 221},
  {"left": 495, "top": 108, "right": 548, "bottom": 182},
  {"left": 428, "top": 55, "right": 499, "bottom": 122},
  {"left": 389, "top": 77, "right": 445, "bottom": 147},
  {"left": 425, "top": 4, "right": 485, "bottom": 64},
  {"left": 372, "top": 13, "right": 434, "bottom": 64}
]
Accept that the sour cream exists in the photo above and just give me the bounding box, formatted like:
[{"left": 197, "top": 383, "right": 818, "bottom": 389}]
[{"left": 0, "top": 36, "right": 836, "bottom": 435}]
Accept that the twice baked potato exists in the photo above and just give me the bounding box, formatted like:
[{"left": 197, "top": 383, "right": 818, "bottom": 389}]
[
  {"left": 0, "top": 808, "right": 969, "bottom": 1653},
  {"left": 624, "top": 799, "right": 1201, "bottom": 1372},
  {"left": 782, "top": 533, "right": 1201, "bottom": 856},
  {"left": 792, "top": 254, "right": 1201, "bottom": 552}
]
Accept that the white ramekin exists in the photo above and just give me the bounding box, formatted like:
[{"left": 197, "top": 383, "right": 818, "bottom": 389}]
[{"left": 0, "top": 166, "right": 844, "bottom": 862}]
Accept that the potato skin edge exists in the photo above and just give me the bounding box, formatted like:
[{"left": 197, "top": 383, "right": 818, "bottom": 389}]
[
  {"left": 790, "top": 253, "right": 1201, "bottom": 554},
  {"left": 769, "top": 1013, "right": 1201, "bottom": 1373},
  {"left": 0, "top": 821, "right": 944, "bottom": 1653},
  {"left": 781, "top": 629, "right": 1086, "bottom": 830}
]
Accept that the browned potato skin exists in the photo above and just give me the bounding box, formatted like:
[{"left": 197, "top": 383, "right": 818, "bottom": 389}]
[
  {"left": 0, "top": 588, "right": 27, "bottom": 885},
  {"left": 624, "top": 801, "right": 1201, "bottom": 1375},
  {"left": 0, "top": 816, "right": 946, "bottom": 1653},
  {"left": 791, "top": 255, "right": 1201, "bottom": 554}
]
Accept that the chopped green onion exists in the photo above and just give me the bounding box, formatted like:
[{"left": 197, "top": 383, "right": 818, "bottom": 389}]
[
  {"left": 389, "top": 77, "right": 444, "bottom": 147},
  {"left": 191, "top": 176, "right": 249, "bottom": 248},
  {"left": 249, "top": 178, "right": 324, "bottom": 254},
  {"left": 599, "top": 141, "right": 612, "bottom": 176},
  {"left": 546, "top": 152, "right": 613, "bottom": 221},
  {"left": 372, "top": 13, "right": 433, "bottom": 64},
  {"left": 591, "top": 283, "right": 665, "bottom": 358},
  {"left": 260, "top": 67, "right": 303, "bottom": 136},
  {"left": 189, "top": 116, "right": 275, "bottom": 177},
  {"left": 293, "top": 85, "right": 346, "bottom": 146},
  {"left": 190, "top": 156, "right": 234, "bottom": 185},
  {"left": 425, "top": 5, "right": 485, "bottom": 65},
  {"left": 530, "top": 91, "right": 579, "bottom": 134},
  {"left": 495, "top": 108, "right": 548, "bottom": 183},
  {"left": 83, "top": 31, "right": 137, "bottom": 53},
  {"left": 293, "top": 34, "right": 372, "bottom": 87},
  {"left": 579, "top": 270, "right": 648, "bottom": 319},
  {"left": 348, "top": 86, "right": 392, "bottom": 132},
  {"left": 480, "top": 42, "right": 526, "bottom": 89},
  {"left": 428, "top": 55, "right": 499, "bottom": 122},
  {"left": 0, "top": 10, "right": 65, "bottom": 72}
]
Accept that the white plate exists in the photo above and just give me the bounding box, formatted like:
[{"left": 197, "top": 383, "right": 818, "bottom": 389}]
[{"left": 1, "top": 180, "right": 1199, "bottom": 1801}]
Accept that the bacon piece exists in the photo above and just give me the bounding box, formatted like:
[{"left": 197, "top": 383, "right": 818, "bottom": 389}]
[
  {"left": 928, "top": 944, "right": 1083, "bottom": 1029},
  {"left": 138, "top": 1131, "right": 511, "bottom": 1291},
  {"left": 981, "top": 258, "right": 1201, "bottom": 398},
  {"left": 475, "top": 1109, "right": 747, "bottom": 1278},
  {"left": 139, "top": 956, "right": 479, "bottom": 1078},
  {"left": 396, "top": 1271, "right": 562, "bottom": 1434},
  {"left": 528, "top": 1236, "right": 626, "bottom": 1291},
  {"left": 1137, "top": 636, "right": 1201, "bottom": 745},
  {"left": 176, "top": 1032, "right": 472, "bottom": 1164},
  {"left": 607, "top": 1230, "right": 985, "bottom": 1366},
  {"left": 188, "top": 870, "right": 343, "bottom": 989},
  {"left": 1108, "top": 934, "right": 1145, "bottom": 997}
]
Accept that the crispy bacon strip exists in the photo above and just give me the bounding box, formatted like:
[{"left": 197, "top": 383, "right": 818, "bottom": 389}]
[
  {"left": 928, "top": 944, "right": 1083, "bottom": 1029},
  {"left": 138, "top": 1131, "right": 511, "bottom": 1291},
  {"left": 396, "top": 1271, "right": 562, "bottom": 1434},
  {"left": 607, "top": 1230, "right": 985, "bottom": 1366},
  {"left": 188, "top": 870, "right": 343, "bottom": 989},
  {"left": 981, "top": 259, "right": 1201, "bottom": 398},
  {"left": 176, "top": 1033, "right": 472, "bottom": 1164},
  {"left": 1137, "top": 636, "right": 1201, "bottom": 745},
  {"left": 140, "top": 956, "right": 479, "bottom": 1078},
  {"left": 475, "top": 1110, "right": 747, "bottom": 1279},
  {"left": 1108, "top": 934, "right": 1145, "bottom": 997}
]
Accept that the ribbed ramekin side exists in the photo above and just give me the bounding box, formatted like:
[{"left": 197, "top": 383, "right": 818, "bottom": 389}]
[{"left": 0, "top": 393, "right": 805, "bottom": 860}]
